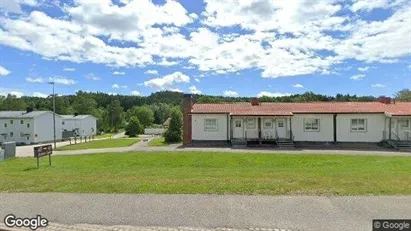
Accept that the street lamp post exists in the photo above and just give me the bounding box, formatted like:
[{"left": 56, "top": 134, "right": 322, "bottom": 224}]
[{"left": 48, "top": 81, "right": 56, "bottom": 149}]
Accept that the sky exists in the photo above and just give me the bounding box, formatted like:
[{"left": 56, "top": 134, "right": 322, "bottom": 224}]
[{"left": 0, "top": 0, "right": 410, "bottom": 98}]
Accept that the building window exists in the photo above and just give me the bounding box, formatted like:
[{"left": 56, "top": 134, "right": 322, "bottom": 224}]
[
  {"left": 4, "top": 123, "right": 7, "bottom": 128},
  {"left": 27, "top": 136, "right": 30, "bottom": 140},
  {"left": 35, "top": 134, "right": 38, "bottom": 137},
  {"left": 10, "top": 120, "right": 13, "bottom": 124},
  {"left": 304, "top": 118, "right": 320, "bottom": 132},
  {"left": 20, "top": 132, "right": 24, "bottom": 137},
  {"left": 246, "top": 118, "right": 256, "bottom": 129},
  {"left": 235, "top": 120, "right": 242, "bottom": 128},
  {"left": 20, "top": 120, "right": 24, "bottom": 124},
  {"left": 10, "top": 132, "right": 13, "bottom": 137},
  {"left": 27, "top": 123, "right": 30, "bottom": 128},
  {"left": 351, "top": 119, "right": 367, "bottom": 132},
  {"left": 264, "top": 119, "right": 273, "bottom": 129},
  {"left": 62, "top": 121, "right": 65, "bottom": 125},
  {"left": 400, "top": 119, "right": 409, "bottom": 128},
  {"left": 204, "top": 119, "right": 218, "bottom": 131}
]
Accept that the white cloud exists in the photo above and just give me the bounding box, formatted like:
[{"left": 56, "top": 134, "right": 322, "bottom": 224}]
[
  {"left": 113, "top": 71, "right": 126, "bottom": 75},
  {"left": 130, "top": 90, "right": 140, "bottom": 96},
  {"left": 85, "top": 73, "right": 101, "bottom": 81},
  {"left": 0, "top": 65, "right": 11, "bottom": 76},
  {"left": 112, "top": 84, "right": 127, "bottom": 89},
  {"left": 189, "top": 13, "right": 199, "bottom": 20},
  {"left": 223, "top": 90, "right": 239, "bottom": 97},
  {"left": 292, "top": 84, "right": 304, "bottom": 88},
  {"left": 371, "top": 83, "right": 386, "bottom": 88},
  {"left": 408, "top": 64, "right": 411, "bottom": 69},
  {"left": 358, "top": 66, "right": 370, "bottom": 72},
  {"left": 33, "top": 92, "right": 48, "bottom": 98},
  {"left": 49, "top": 77, "right": 75, "bottom": 85},
  {"left": 189, "top": 85, "right": 202, "bottom": 94},
  {"left": 63, "top": 68, "right": 75, "bottom": 72},
  {"left": 257, "top": 91, "right": 291, "bottom": 97},
  {"left": 144, "top": 72, "right": 190, "bottom": 90},
  {"left": 26, "top": 77, "right": 44, "bottom": 83},
  {"left": 194, "top": 78, "right": 200, "bottom": 82},
  {"left": 0, "top": 88, "right": 24, "bottom": 98},
  {"left": 145, "top": 70, "right": 159, "bottom": 75},
  {"left": 350, "top": 0, "right": 405, "bottom": 12},
  {"left": 350, "top": 74, "right": 366, "bottom": 80},
  {"left": 169, "top": 88, "right": 183, "bottom": 93}
]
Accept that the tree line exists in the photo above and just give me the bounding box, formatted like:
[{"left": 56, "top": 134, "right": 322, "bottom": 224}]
[{"left": 0, "top": 89, "right": 410, "bottom": 134}]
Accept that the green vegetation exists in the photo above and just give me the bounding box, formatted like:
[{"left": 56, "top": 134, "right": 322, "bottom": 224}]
[
  {"left": 96, "top": 133, "right": 114, "bottom": 138},
  {"left": 148, "top": 137, "right": 169, "bottom": 146},
  {"left": 56, "top": 138, "right": 140, "bottom": 151},
  {"left": 164, "top": 108, "right": 182, "bottom": 143},
  {"left": 1, "top": 152, "right": 410, "bottom": 195},
  {"left": 125, "top": 117, "right": 143, "bottom": 137}
]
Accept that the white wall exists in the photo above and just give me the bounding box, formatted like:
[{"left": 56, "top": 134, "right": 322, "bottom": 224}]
[
  {"left": 292, "top": 114, "right": 334, "bottom": 142},
  {"left": 62, "top": 116, "right": 97, "bottom": 137},
  {"left": 34, "top": 112, "right": 63, "bottom": 143},
  {"left": 192, "top": 114, "right": 228, "bottom": 140},
  {"left": 0, "top": 118, "right": 35, "bottom": 144},
  {"left": 336, "top": 114, "right": 385, "bottom": 142}
]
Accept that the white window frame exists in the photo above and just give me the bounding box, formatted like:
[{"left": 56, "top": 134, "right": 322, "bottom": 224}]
[
  {"left": 246, "top": 118, "right": 256, "bottom": 129},
  {"left": 351, "top": 118, "right": 367, "bottom": 132},
  {"left": 204, "top": 118, "right": 218, "bottom": 131},
  {"left": 263, "top": 119, "right": 273, "bottom": 129},
  {"left": 400, "top": 119, "right": 410, "bottom": 128},
  {"left": 235, "top": 120, "right": 242, "bottom": 128},
  {"left": 304, "top": 118, "right": 320, "bottom": 132}
]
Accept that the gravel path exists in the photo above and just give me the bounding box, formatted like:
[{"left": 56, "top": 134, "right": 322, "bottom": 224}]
[{"left": 0, "top": 193, "right": 410, "bottom": 231}]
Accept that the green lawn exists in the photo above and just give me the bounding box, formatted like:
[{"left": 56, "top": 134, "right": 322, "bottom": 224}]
[
  {"left": 1, "top": 152, "right": 410, "bottom": 195},
  {"left": 96, "top": 133, "right": 114, "bottom": 138},
  {"left": 56, "top": 138, "right": 140, "bottom": 151},
  {"left": 148, "top": 137, "right": 170, "bottom": 146}
]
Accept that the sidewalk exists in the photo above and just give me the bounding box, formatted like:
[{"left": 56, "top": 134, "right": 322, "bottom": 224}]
[{"left": 0, "top": 193, "right": 409, "bottom": 231}]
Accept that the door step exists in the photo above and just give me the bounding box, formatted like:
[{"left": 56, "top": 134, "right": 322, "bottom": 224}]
[{"left": 276, "top": 140, "right": 295, "bottom": 149}]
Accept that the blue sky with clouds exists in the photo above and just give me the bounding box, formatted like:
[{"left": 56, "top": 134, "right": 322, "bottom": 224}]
[{"left": 0, "top": 0, "right": 410, "bottom": 98}]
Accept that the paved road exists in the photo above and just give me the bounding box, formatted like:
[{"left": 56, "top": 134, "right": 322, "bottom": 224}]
[{"left": 0, "top": 194, "right": 410, "bottom": 231}]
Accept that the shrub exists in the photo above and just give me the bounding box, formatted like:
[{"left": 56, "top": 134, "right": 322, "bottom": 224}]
[
  {"left": 164, "top": 108, "right": 182, "bottom": 143},
  {"left": 125, "top": 117, "right": 143, "bottom": 137}
]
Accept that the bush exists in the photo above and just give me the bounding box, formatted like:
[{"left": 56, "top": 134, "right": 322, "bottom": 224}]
[
  {"left": 164, "top": 108, "right": 182, "bottom": 143},
  {"left": 125, "top": 117, "right": 143, "bottom": 137}
]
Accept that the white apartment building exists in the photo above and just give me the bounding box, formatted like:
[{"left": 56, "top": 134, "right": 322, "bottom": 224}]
[{"left": 61, "top": 115, "right": 97, "bottom": 137}]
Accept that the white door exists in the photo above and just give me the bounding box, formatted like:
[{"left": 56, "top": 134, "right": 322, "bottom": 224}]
[
  {"left": 276, "top": 118, "right": 286, "bottom": 138},
  {"left": 391, "top": 120, "right": 398, "bottom": 139},
  {"left": 233, "top": 119, "right": 243, "bottom": 139}
]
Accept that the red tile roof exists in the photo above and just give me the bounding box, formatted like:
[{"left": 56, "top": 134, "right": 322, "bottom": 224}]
[{"left": 191, "top": 102, "right": 411, "bottom": 116}]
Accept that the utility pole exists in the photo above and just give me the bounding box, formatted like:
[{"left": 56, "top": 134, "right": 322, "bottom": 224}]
[{"left": 48, "top": 81, "right": 56, "bottom": 149}]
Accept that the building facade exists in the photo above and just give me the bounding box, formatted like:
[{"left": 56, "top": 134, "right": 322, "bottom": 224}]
[{"left": 61, "top": 115, "right": 97, "bottom": 137}]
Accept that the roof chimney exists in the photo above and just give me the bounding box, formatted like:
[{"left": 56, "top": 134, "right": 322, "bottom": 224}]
[
  {"left": 377, "top": 96, "right": 392, "bottom": 104},
  {"left": 183, "top": 94, "right": 193, "bottom": 145},
  {"left": 250, "top": 98, "right": 260, "bottom": 106}
]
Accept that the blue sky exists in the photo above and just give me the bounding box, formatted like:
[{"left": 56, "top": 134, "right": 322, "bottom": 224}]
[{"left": 0, "top": 0, "right": 410, "bottom": 98}]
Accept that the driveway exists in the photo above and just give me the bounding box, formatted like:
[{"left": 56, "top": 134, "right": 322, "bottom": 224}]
[{"left": 0, "top": 193, "right": 409, "bottom": 231}]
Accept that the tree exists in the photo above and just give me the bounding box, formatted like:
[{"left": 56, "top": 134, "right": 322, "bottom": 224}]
[
  {"left": 395, "top": 89, "right": 411, "bottom": 101},
  {"left": 164, "top": 108, "right": 182, "bottom": 143},
  {"left": 107, "top": 100, "right": 124, "bottom": 131},
  {"left": 72, "top": 92, "right": 98, "bottom": 114},
  {"left": 125, "top": 117, "right": 143, "bottom": 137},
  {"left": 0, "top": 94, "right": 27, "bottom": 110},
  {"left": 128, "top": 106, "right": 154, "bottom": 128}
]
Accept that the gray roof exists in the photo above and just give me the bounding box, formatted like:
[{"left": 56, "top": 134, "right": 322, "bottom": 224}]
[
  {"left": 61, "top": 115, "right": 96, "bottom": 120},
  {"left": 0, "top": 111, "right": 52, "bottom": 118}
]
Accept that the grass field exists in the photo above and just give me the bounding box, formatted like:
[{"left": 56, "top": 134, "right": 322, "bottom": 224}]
[
  {"left": 95, "top": 133, "right": 114, "bottom": 138},
  {"left": 1, "top": 152, "right": 410, "bottom": 195},
  {"left": 56, "top": 138, "right": 140, "bottom": 151},
  {"left": 147, "top": 137, "right": 169, "bottom": 146}
]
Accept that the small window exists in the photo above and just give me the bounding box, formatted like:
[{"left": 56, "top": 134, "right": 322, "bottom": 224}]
[
  {"left": 4, "top": 123, "right": 7, "bottom": 128},
  {"left": 400, "top": 119, "right": 409, "bottom": 128},
  {"left": 278, "top": 121, "right": 284, "bottom": 128},
  {"left": 62, "top": 121, "right": 65, "bottom": 125},
  {"left": 27, "top": 123, "right": 30, "bottom": 128},
  {"left": 235, "top": 120, "right": 242, "bottom": 128},
  {"left": 10, "top": 120, "right": 13, "bottom": 124},
  {"left": 246, "top": 118, "right": 256, "bottom": 129},
  {"left": 204, "top": 119, "right": 218, "bottom": 131},
  {"left": 20, "top": 132, "right": 24, "bottom": 137},
  {"left": 304, "top": 118, "right": 320, "bottom": 131},
  {"left": 20, "top": 120, "right": 24, "bottom": 124},
  {"left": 35, "top": 134, "right": 38, "bottom": 137},
  {"left": 351, "top": 119, "right": 367, "bottom": 132},
  {"left": 264, "top": 119, "right": 273, "bottom": 128},
  {"left": 27, "top": 136, "right": 30, "bottom": 140},
  {"left": 10, "top": 132, "right": 13, "bottom": 137}
]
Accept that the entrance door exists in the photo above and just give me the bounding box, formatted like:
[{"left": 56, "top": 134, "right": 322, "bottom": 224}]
[
  {"left": 233, "top": 119, "right": 243, "bottom": 139},
  {"left": 391, "top": 120, "right": 399, "bottom": 139},
  {"left": 276, "top": 118, "right": 286, "bottom": 139}
]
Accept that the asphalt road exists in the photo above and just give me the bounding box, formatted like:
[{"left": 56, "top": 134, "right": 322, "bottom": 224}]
[{"left": 0, "top": 193, "right": 410, "bottom": 231}]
